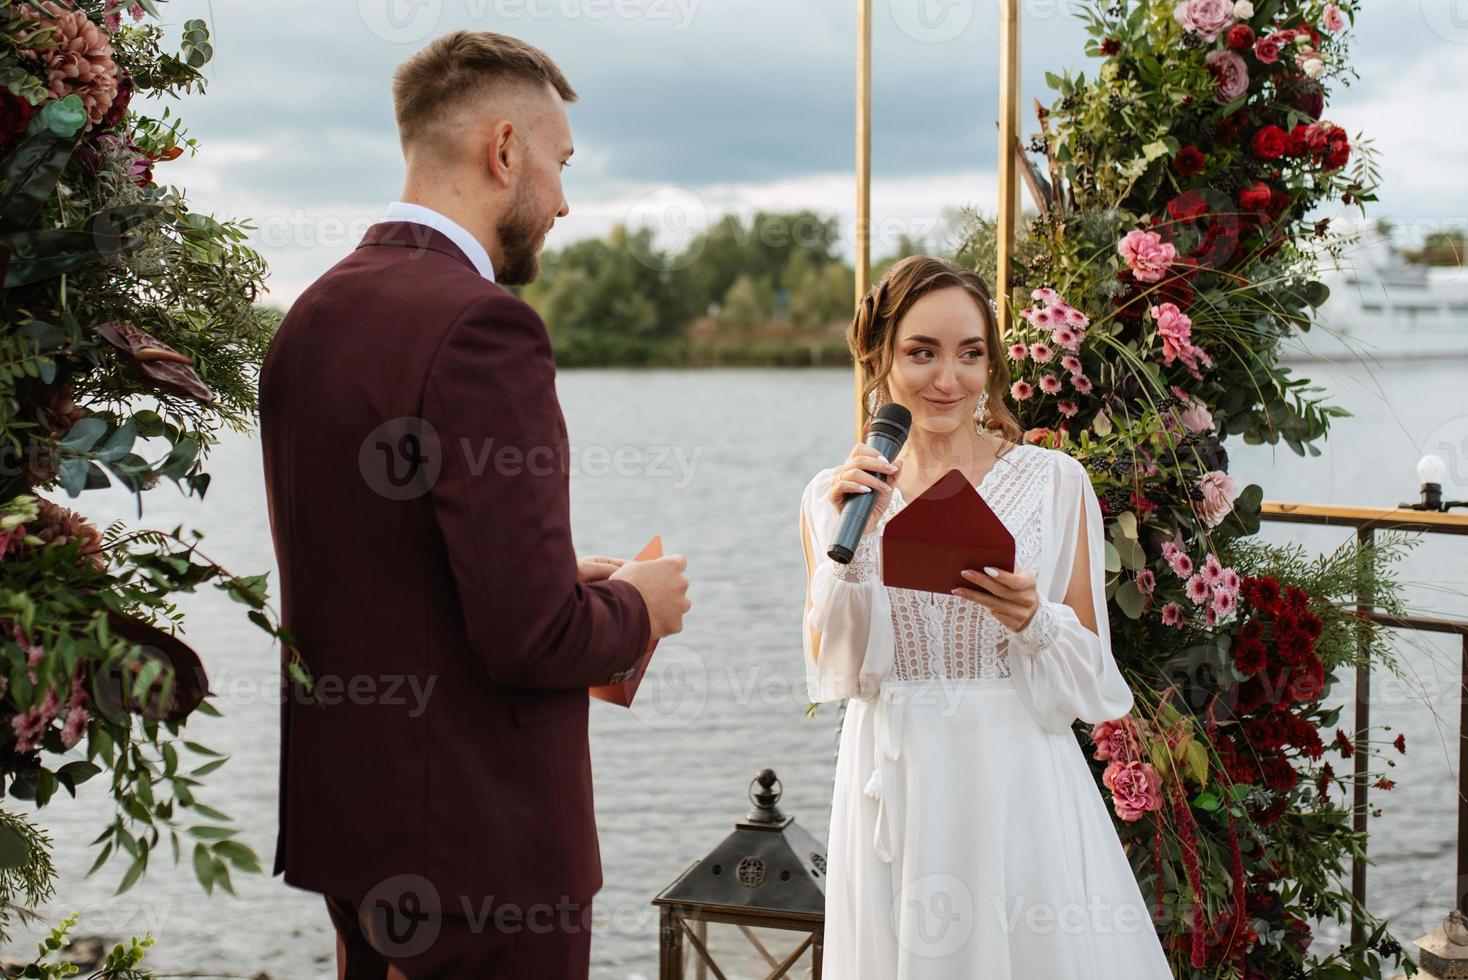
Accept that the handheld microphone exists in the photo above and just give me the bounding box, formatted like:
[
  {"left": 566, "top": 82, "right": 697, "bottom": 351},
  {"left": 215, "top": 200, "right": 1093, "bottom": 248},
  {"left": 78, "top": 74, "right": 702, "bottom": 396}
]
[{"left": 828, "top": 403, "right": 912, "bottom": 564}]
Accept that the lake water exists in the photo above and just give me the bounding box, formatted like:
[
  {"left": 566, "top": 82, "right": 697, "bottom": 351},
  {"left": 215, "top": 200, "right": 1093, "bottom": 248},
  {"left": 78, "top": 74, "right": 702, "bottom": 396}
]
[{"left": 8, "top": 358, "right": 1468, "bottom": 977}]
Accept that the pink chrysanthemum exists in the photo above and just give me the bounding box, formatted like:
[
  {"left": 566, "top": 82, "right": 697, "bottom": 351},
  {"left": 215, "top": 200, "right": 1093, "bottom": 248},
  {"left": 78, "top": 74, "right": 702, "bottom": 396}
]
[
  {"left": 1071, "top": 374, "right": 1094, "bottom": 395},
  {"left": 1030, "top": 342, "right": 1055, "bottom": 363},
  {"left": 1058, "top": 400, "right": 1079, "bottom": 417},
  {"left": 1186, "top": 573, "right": 1212, "bottom": 604},
  {"left": 1137, "top": 569, "right": 1156, "bottom": 595},
  {"left": 1052, "top": 326, "right": 1083, "bottom": 350},
  {"left": 1039, "top": 374, "right": 1063, "bottom": 395},
  {"left": 1222, "top": 568, "right": 1241, "bottom": 592},
  {"left": 1010, "top": 380, "right": 1034, "bottom": 400},
  {"left": 1203, "top": 553, "right": 1224, "bottom": 584},
  {"left": 1060, "top": 354, "right": 1081, "bottom": 374},
  {"left": 1008, "top": 342, "right": 1029, "bottom": 361},
  {"left": 1212, "top": 588, "right": 1237, "bottom": 618},
  {"left": 1169, "top": 551, "right": 1194, "bottom": 578},
  {"left": 1161, "top": 602, "right": 1185, "bottom": 627},
  {"left": 1031, "top": 287, "right": 1059, "bottom": 303}
]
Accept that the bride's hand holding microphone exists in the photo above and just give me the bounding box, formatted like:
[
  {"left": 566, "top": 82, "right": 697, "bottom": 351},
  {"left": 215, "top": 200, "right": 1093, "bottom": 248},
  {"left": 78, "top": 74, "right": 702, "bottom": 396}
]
[{"left": 827, "top": 445, "right": 903, "bottom": 535}]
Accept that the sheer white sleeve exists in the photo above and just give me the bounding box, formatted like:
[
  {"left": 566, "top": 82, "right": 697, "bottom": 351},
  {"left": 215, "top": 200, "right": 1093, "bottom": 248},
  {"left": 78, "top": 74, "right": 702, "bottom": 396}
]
[
  {"left": 1007, "top": 451, "right": 1135, "bottom": 732},
  {"left": 798, "top": 468, "right": 893, "bottom": 703}
]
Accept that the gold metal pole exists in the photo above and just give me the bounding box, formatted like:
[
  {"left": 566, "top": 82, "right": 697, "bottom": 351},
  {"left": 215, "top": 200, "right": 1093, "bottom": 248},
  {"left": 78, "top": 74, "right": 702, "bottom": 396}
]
[
  {"left": 854, "top": 0, "right": 872, "bottom": 441},
  {"left": 996, "top": 0, "right": 1021, "bottom": 334}
]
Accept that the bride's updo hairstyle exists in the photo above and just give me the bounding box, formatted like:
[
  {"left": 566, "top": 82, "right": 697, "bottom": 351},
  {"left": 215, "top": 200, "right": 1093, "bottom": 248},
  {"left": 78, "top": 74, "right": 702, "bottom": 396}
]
[{"left": 849, "top": 255, "right": 1023, "bottom": 446}]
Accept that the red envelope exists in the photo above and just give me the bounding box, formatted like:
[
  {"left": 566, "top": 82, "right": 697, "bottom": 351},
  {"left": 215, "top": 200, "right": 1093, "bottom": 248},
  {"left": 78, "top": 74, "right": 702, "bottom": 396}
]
[
  {"left": 881, "top": 468, "right": 1015, "bottom": 595},
  {"left": 590, "top": 534, "right": 663, "bottom": 707}
]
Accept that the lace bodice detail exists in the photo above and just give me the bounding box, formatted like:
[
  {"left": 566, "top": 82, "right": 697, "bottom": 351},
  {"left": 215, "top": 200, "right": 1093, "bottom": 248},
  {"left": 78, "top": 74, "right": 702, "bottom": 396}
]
[{"left": 835, "top": 444, "right": 1054, "bottom": 682}]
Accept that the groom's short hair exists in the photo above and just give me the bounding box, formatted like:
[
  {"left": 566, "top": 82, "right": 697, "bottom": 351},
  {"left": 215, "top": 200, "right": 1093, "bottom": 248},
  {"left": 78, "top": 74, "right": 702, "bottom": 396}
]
[{"left": 393, "top": 31, "right": 578, "bottom": 150}]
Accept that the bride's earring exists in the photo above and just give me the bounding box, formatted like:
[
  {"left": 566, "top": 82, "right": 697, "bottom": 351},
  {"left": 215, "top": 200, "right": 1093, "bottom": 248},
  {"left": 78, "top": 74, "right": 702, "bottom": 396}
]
[
  {"left": 866, "top": 387, "right": 886, "bottom": 416},
  {"left": 974, "top": 390, "right": 989, "bottom": 429}
]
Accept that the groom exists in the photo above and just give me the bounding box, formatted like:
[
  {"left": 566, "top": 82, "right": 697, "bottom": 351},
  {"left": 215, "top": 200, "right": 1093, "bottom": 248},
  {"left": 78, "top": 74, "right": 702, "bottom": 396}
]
[{"left": 258, "top": 31, "right": 691, "bottom": 979}]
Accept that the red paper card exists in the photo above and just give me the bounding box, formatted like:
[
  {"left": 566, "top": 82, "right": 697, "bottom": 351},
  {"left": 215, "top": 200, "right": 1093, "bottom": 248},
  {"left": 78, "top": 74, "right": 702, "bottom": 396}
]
[
  {"left": 589, "top": 534, "right": 662, "bottom": 707},
  {"left": 881, "top": 468, "right": 1015, "bottom": 595}
]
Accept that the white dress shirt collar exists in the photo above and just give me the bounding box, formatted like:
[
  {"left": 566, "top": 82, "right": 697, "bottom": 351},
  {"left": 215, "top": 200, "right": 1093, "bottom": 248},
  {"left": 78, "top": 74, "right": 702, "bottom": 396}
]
[{"left": 383, "top": 201, "right": 496, "bottom": 283}]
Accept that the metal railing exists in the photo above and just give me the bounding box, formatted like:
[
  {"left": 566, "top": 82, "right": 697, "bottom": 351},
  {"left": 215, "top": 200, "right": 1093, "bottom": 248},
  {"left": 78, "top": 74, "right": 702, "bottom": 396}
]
[{"left": 1259, "top": 501, "right": 1468, "bottom": 945}]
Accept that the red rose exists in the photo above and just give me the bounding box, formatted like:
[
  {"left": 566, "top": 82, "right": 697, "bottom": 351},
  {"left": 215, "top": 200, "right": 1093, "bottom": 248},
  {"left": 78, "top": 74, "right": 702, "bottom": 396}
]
[
  {"left": 1287, "top": 123, "right": 1310, "bottom": 156},
  {"left": 1172, "top": 146, "right": 1207, "bottom": 177},
  {"left": 1251, "top": 124, "right": 1288, "bottom": 160},
  {"left": 1226, "top": 24, "right": 1255, "bottom": 50},
  {"left": 0, "top": 89, "right": 32, "bottom": 146},
  {"left": 1238, "top": 182, "right": 1273, "bottom": 212},
  {"left": 1324, "top": 128, "right": 1351, "bottom": 170},
  {"left": 1254, "top": 36, "right": 1281, "bottom": 63},
  {"left": 1167, "top": 189, "right": 1211, "bottom": 220}
]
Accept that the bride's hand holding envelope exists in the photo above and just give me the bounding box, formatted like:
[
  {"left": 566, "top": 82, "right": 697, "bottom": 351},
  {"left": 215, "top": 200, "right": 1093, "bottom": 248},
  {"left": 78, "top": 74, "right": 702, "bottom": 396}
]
[{"left": 953, "top": 566, "right": 1040, "bottom": 632}]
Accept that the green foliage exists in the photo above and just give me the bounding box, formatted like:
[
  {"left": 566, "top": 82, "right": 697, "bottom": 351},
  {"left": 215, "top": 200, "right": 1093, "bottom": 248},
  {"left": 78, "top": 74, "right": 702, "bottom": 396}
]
[
  {"left": 521, "top": 210, "right": 863, "bottom": 367},
  {"left": 0, "top": 0, "right": 289, "bottom": 946}
]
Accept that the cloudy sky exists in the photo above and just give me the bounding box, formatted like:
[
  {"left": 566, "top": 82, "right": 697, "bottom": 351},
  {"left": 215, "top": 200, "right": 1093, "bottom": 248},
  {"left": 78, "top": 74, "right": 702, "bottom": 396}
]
[{"left": 145, "top": 0, "right": 1468, "bottom": 304}]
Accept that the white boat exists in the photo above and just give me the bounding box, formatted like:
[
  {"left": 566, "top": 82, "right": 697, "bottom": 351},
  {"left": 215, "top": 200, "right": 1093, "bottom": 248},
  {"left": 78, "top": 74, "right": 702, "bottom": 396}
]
[{"left": 1284, "top": 229, "right": 1468, "bottom": 362}]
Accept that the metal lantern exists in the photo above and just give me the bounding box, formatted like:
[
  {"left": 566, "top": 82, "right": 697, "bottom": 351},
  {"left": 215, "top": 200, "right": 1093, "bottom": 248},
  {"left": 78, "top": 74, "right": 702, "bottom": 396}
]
[{"left": 652, "top": 768, "right": 826, "bottom": 979}]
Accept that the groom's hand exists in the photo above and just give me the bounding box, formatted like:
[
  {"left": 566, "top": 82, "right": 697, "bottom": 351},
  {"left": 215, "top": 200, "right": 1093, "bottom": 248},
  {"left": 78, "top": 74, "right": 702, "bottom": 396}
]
[
  {"left": 610, "top": 555, "right": 691, "bottom": 641},
  {"left": 577, "top": 555, "right": 626, "bottom": 582}
]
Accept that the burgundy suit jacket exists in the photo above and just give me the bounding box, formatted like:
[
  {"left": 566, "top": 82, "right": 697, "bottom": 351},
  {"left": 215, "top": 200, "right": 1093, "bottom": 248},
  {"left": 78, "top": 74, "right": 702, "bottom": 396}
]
[{"left": 258, "top": 221, "right": 651, "bottom": 913}]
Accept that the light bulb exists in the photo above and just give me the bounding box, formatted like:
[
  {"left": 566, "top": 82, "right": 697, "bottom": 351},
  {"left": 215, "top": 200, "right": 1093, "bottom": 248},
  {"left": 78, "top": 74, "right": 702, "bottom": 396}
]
[{"left": 1417, "top": 454, "right": 1448, "bottom": 485}]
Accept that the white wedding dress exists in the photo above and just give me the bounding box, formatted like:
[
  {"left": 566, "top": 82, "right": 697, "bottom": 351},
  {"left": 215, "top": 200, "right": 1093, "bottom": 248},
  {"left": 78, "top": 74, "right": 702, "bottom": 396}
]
[{"left": 798, "top": 443, "right": 1175, "bottom": 979}]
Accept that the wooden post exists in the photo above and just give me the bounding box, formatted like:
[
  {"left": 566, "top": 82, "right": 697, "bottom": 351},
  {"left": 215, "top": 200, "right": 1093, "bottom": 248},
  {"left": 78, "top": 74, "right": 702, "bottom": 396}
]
[
  {"left": 854, "top": 0, "right": 872, "bottom": 441},
  {"left": 660, "top": 906, "right": 684, "bottom": 978},
  {"left": 996, "top": 0, "right": 1021, "bottom": 334}
]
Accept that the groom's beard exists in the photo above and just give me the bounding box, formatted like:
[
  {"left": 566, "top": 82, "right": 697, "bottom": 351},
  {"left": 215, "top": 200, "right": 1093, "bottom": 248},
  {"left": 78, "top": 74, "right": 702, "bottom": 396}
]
[{"left": 496, "top": 191, "right": 547, "bottom": 286}]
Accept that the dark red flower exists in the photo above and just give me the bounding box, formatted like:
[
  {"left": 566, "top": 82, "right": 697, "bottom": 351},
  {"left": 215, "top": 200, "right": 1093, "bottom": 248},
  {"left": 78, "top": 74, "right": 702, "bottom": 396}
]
[
  {"left": 1334, "top": 729, "right": 1354, "bottom": 757},
  {"left": 100, "top": 68, "right": 133, "bottom": 131},
  {"left": 1173, "top": 146, "right": 1208, "bottom": 177},
  {"left": 1233, "top": 634, "right": 1267, "bottom": 675},
  {"left": 1241, "top": 576, "right": 1281, "bottom": 610},
  {"left": 1394, "top": 732, "right": 1407, "bottom": 754},
  {"left": 1251, "top": 125, "right": 1288, "bottom": 160},
  {"left": 1226, "top": 24, "right": 1255, "bottom": 50},
  {"left": 1375, "top": 777, "right": 1396, "bottom": 791},
  {"left": 1216, "top": 113, "right": 1246, "bottom": 143},
  {"left": 0, "top": 89, "right": 33, "bottom": 146},
  {"left": 1101, "top": 36, "right": 1121, "bottom": 55}
]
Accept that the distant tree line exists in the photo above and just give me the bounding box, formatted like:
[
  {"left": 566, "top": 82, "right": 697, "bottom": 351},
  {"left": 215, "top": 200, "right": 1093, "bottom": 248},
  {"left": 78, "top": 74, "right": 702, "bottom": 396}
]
[{"left": 517, "top": 209, "right": 950, "bottom": 368}]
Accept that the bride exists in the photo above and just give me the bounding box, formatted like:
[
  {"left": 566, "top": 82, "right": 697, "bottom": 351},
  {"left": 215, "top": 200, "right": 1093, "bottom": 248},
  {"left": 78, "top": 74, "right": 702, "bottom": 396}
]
[{"left": 798, "top": 255, "right": 1174, "bottom": 978}]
